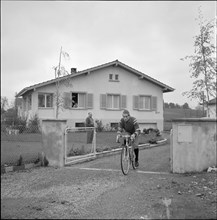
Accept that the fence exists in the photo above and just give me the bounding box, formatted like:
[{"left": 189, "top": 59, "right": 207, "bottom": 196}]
[
  {"left": 64, "top": 127, "right": 97, "bottom": 165},
  {"left": 1, "top": 124, "right": 43, "bottom": 167},
  {"left": 1, "top": 120, "right": 170, "bottom": 168}
]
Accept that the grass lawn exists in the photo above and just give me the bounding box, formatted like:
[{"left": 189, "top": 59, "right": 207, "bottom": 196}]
[
  {"left": 1, "top": 131, "right": 167, "bottom": 166},
  {"left": 66, "top": 131, "right": 166, "bottom": 155}
]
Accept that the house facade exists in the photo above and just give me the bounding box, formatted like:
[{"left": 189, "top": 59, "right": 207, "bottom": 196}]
[
  {"left": 16, "top": 60, "right": 174, "bottom": 131},
  {"left": 207, "top": 98, "right": 216, "bottom": 118}
]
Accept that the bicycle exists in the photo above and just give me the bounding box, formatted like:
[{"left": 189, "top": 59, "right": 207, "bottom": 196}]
[{"left": 118, "top": 133, "right": 136, "bottom": 175}]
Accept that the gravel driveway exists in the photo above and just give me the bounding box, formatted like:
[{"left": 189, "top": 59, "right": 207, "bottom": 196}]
[{"left": 1, "top": 144, "right": 216, "bottom": 219}]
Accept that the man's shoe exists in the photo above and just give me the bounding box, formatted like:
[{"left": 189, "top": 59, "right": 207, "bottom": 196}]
[{"left": 135, "top": 161, "right": 139, "bottom": 168}]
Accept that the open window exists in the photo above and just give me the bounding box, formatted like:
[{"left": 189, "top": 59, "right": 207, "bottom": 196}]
[{"left": 64, "top": 92, "right": 93, "bottom": 109}]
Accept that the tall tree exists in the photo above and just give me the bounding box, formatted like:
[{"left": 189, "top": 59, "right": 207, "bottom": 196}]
[
  {"left": 182, "top": 102, "right": 190, "bottom": 109},
  {"left": 181, "top": 7, "right": 216, "bottom": 117},
  {"left": 53, "top": 47, "right": 71, "bottom": 119},
  {"left": 164, "top": 102, "right": 169, "bottom": 108},
  {"left": 169, "top": 102, "right": 175, "bottom": 109},
  {"left": 1, "top": 96, "right": 8, "bottom": 114}
]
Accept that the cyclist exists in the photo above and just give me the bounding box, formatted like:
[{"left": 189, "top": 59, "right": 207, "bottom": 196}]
[{"left": 116, "top": 109, "right": 140, "bottom": 168}]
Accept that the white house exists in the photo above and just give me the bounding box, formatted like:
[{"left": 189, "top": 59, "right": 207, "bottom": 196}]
[
  {"left": 207, "top": 98, "right": 216, "bottom": 118},
  {"left": 16, "top": 60, "right": 174, "bottom": 131}
]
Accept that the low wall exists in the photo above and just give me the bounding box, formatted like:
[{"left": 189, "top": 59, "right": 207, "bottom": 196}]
[
  {"left": 170, "top": 118, "right": 217, "bottom": 173},
  {"left": 41, "top": 119, "right": 67, "bottom": 168}
]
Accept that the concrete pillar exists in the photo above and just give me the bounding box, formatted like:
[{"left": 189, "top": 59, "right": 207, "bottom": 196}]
[
  {"left": 41, "top": 119, "right": 67, "bottom": 168},
  {"left": 171, "top": 118, "right": 217, "bottom": 173}
]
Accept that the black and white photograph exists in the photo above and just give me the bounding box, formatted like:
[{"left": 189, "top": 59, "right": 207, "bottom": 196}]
[{"left": 1, "top": 1, "right": 216, "bottom": 219}]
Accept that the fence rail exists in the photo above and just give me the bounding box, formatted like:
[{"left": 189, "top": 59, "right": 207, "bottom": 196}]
[{"left": 64, "top": 127, "right": 96, "bottom": 165}]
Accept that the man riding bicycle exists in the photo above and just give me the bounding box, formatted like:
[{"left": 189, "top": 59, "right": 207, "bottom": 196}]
[{"left": 116, "top": 109, "right": 140, "bottom": 168}]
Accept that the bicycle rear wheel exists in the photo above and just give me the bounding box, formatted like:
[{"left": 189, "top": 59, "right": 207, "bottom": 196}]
[{"left": 121, "top": 145, "right": 130, "bottom": 175}]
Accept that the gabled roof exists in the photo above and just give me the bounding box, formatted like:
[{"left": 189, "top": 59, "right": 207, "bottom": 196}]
[{"left": 16, "top": 59, "right": 175, "bottom": 97}]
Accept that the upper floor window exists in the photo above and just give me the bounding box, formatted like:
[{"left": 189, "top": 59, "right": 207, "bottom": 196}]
[
  {"left": 109, "top": 74, "right": 119, "bottom": 82},
  {"left": 38, "top": 93, "right": 53, "bottom": 108}
]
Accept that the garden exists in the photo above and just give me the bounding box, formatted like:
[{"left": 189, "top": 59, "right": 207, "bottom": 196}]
[{"left": 1, "top": 119, "right": 165, "bottom": 168}]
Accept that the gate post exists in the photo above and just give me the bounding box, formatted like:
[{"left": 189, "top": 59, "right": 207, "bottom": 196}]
[
  {"left": 170, "top": 118, "right": 217, "bottom": 173},
  {"left": 41, "top": 119, "right": 67, "bottom": 168}
]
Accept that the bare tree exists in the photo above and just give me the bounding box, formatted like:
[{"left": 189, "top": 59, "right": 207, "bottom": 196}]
[
  {"left": 53, "top": 47, "right": 72, "bottom": 119},
  {"left": 181, "top": 7, "right": 216, "bottom": 117}
]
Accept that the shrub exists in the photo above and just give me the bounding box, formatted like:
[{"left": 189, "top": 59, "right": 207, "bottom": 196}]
[
  {"left": 27, "top": 114, "right": 41, "bottom": 133},
  {"left": 95, "top": 119, "right": 104, "bottom": 132},
  {"left": 143, "top": 128, "right": 161, "bottom": 136},
  {"left": 68, "top": 145, "right": 86, "bottom": 156},
  {"left": 103, "top": 123, "right": 117, "bottom": 132},
  {"left": 13, "top": 117, "right": 27, "bottom": 133}
]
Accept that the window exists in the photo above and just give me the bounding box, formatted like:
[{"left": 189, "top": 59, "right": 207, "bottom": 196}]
[
  {"left": 64, "top": 92, "right": 93, "bottom": 109},
  {"left": 133, "top": 95, "right": 157, "bottom": 111},
  {"left": 75, "top": 122, "right": 85, "bottom": 127},
  {"left": 111, "top": 123, "right": 119, "bottom": 130},
  {"left": 107, "top": 94, "right": 120, "bottom": 109},
  {"left": 72, "top": 93, "right": 86, "bottom": 108},
  {"left": 109, "top": 74, "right": 119, "bottom": 81},
  {"left": 100, "top": 94, "right": 127, "bottom": 110},
  {"left": 38, "top": 93, "right": 53, "bottom": 108},
  {"left": 140, "top": 96, "right": 151, "bottom": 110}
]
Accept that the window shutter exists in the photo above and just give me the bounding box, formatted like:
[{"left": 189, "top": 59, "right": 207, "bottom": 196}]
[
  {"left": 87, "top": 93, "right": 93, "bottom": 109},
  {"left": 63, "top": 92, "right": 71, "bottom": 109},
  {"left": 100, "top": 94, "right": 107, "bottom": 109},
  {"left": 133, "top": 96, "right": 139, "bottom": 110},
  {"left": 121, "top": 95, "right": 127, "bottom": 109},
  {"left": 151, "top": 96, "right": 157, "bottom": 111}
]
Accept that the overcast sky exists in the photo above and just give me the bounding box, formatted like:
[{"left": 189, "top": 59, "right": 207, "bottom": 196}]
[{"left": 1, "top": 1, "right": 216, "bottom": 108}]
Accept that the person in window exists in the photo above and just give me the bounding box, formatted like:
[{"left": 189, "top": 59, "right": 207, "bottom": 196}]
[
  {"left": 72, "top": 100, "right": 78, "bottom": 108},
  {"left": 116, "top": 109, "right": 140, "bottom": 168},
  {"left": 85, "top": 112, "right": 94, "bottom": 144}
]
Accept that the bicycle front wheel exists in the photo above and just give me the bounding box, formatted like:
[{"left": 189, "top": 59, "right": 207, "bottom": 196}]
[{"left": 121, "top": 145, "right": 130, "bottom": 175}]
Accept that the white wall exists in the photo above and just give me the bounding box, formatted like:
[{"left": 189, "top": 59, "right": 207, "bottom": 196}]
[
  {"left": 208, "top": 105, "right": 216, "bottom": 118},
  {"left": 23, "top": 65, "right": 165, "bottom": 131}
]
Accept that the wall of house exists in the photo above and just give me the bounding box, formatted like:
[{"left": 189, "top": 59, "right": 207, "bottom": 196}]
[
  {"left": 25, "top": 65, "right": 165, "bottom": 131},
  {"left": 208, "top": 105, "right": 216, "bottom": 118}
]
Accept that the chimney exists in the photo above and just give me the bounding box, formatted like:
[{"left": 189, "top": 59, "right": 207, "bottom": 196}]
[{"left": 71, "top": 68, "right": 77, "bottom": 74}]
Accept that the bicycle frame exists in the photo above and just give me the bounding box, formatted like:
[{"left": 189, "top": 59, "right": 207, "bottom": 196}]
[{"left": 120, "top": 134, "right": 136, "bottom": 175}]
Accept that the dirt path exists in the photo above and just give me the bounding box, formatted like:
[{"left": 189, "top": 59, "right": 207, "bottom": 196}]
[{"left": 1, "top": 145, "right": 217, "bottom": 219}]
